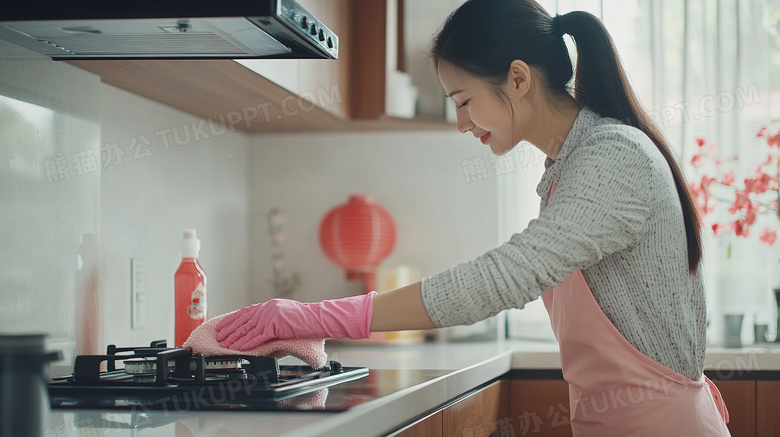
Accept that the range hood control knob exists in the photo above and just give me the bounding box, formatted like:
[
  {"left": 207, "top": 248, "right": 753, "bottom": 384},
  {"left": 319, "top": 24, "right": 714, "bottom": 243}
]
[
  {"left": 327, "top": 37, "right": 333, "bottom": 48},
  {"left": 318, "top": 29, "right": 325, "bottom": 42},
  {"left": 301, "top": 16, "right": 308, "bottom": 29},
  {"left": 310, "top": 24, "right": 317, "bottom": 36}
]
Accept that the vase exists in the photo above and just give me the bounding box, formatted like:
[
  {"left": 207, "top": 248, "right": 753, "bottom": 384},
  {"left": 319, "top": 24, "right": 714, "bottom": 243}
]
[
  {"left": 754, "top": 324, "right": 769, "bottom": 343},
  {"left": 775, "top": 288, "right": 780, "bottom": 343},
  {"left": 724, "top": 314, "right": 744, "bottom": 348}
]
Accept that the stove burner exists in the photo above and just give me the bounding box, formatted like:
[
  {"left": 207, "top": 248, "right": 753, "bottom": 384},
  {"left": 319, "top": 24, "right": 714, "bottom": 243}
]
[
  {"left": 49, "top": 340, "right": 369, "bottom": 412},
  {"left": 123, "top": 357, "right": 158, "bottom": 375},
  {"left": 122, "top": 357, "right": 241, "bottom": 375},
  {"left": 200, "top": 358, "right": 241, "bottom": 371}
]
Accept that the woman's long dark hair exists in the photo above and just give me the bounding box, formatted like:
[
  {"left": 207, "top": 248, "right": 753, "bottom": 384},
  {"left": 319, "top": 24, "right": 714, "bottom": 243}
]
[{"left": 431, "top": 0, "right": 703, "bottom": 274}]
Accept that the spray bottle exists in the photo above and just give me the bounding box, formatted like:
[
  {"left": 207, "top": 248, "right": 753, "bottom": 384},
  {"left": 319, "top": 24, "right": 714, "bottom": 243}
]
[{"left": 175, "top": 229, "right": 207, "bottom": 346}]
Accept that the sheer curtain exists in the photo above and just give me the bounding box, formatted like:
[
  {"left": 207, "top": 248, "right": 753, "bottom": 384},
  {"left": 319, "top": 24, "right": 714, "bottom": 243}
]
[{"left": 504, "top": 0, "right": 780, "bottom": 343}]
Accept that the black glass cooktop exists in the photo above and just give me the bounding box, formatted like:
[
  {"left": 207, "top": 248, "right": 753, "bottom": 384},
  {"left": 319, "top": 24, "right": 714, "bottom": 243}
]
[
  {"left": 48, "top": 368, "right": 454, "bottom": 432},
  {"left": 48, "top": 340, "right": 374, "bottom": 412}
]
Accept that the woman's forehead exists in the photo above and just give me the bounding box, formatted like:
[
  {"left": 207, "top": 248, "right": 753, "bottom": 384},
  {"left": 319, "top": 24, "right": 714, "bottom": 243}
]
[{"left": 437, "top": 61, "right": 477, "bottom": 94}]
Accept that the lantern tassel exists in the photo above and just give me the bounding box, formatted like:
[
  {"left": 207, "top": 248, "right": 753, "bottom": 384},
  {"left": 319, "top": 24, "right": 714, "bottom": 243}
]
[{"left": 345, "top": 270, "right": 377, "bottom": 294}]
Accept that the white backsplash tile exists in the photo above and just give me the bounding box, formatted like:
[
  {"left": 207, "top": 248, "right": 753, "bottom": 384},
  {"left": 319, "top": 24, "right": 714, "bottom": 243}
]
[{"left": 0, "top": 55, "right": 101, "bottom": 362}]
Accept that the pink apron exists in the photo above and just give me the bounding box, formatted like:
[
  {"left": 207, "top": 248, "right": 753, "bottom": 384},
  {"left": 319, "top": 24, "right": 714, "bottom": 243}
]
[{"left": 542, "top": 183, "right": 731, "bottom": 436}]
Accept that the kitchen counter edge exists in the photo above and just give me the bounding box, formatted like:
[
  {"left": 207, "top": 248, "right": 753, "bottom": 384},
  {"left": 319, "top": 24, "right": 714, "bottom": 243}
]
[{"left": 284, "top": 339, "right": 780, "bottom": 436}]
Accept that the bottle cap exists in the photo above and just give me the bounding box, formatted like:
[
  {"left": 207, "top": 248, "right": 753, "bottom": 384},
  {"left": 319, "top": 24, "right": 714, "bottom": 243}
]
[{"left": 181, "top": 229, "right": 200, "bottom": 258}]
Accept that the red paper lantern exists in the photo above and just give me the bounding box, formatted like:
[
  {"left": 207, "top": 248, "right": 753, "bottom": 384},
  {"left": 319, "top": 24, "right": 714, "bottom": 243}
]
[{"left": 319, "top": 195, "right": 396, "bottom": 293}]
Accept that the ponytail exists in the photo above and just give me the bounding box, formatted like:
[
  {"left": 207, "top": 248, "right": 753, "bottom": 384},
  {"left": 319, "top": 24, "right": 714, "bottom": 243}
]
[
  {"left": 432, "top": 1, "right": 703, "bottom": 273},
  {"left": 558, "top": 12, "right": 703, "bottom": 273}
]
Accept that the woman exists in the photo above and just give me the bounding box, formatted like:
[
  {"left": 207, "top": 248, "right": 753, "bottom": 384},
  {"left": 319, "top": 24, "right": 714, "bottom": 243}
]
[{"left": 214, "top": 1, "right": 731, "bottom": 435}]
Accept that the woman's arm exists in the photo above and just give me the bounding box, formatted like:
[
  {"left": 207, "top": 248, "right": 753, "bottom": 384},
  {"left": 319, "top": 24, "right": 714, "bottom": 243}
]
[
  {"left": 370, "top": 281, "right": 437, "bottom": 331},
  {"left": 215, "top": 281, "right": 435, "bottom": 350}
]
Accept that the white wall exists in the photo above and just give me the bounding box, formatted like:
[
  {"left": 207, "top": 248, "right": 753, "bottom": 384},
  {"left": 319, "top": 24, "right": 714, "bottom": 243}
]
[
  {"left": 0, "top": 46, "right": 253, "bottom": 362},
  {"left": 98, "top": 84, "right": 251, "bottom": 348},
  {"left": 0, "top": 50, "right": 101, "bottom": 364},
  {"left": 247, "top": 130, "right": 501, "bottom": 304}
]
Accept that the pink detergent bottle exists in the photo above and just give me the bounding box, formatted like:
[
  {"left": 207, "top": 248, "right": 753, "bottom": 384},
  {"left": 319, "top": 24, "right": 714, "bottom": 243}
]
[{"left": 175, "top": 230, "right": 207, "bottom": 347}]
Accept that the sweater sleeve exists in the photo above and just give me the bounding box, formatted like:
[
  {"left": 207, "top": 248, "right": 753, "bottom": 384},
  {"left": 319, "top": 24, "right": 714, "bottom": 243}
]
[{"left": 420, "top": 130, "right": 654, "bottom": 328}]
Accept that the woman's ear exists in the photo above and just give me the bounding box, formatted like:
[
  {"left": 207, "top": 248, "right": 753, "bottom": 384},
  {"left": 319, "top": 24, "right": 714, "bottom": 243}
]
[{"left": 506, "top": 59, "right": 532, "bottom": 99}]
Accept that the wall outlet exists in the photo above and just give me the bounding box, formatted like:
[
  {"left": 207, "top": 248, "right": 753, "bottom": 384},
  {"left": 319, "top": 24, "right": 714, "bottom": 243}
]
[{"left": 131, "top": 258, "right": 146, "bottom": 329}]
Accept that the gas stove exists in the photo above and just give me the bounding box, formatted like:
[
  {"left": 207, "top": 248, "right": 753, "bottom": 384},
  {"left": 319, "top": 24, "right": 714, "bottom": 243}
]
[{"left": 48, "top": 340, "right": 369, "bottom": 412}]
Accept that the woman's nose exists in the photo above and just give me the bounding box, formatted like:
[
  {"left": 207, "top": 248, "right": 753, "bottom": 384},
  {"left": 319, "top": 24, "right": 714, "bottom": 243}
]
[{"left": 456, "top": 110, "right": 474, "bottom": 134}]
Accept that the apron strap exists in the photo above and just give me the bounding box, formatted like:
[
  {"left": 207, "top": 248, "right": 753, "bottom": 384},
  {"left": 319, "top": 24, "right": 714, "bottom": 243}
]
[{"left": 704, "top": 375, "right": 730, "bottom": 424}]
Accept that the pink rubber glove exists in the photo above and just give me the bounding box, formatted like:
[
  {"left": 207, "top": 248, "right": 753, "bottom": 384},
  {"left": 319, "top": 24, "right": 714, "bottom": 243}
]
[{"left": 215, "top": 291, "right": 377, "bottom": 351}]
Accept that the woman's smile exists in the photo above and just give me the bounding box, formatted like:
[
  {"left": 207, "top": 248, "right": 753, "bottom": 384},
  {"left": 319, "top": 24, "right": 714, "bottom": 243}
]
[{"left": 437, "top": 60, "right": 524, "bottom": 156}]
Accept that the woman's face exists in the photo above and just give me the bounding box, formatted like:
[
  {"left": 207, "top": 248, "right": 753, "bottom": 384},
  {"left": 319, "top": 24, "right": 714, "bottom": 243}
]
[{"left": 437, "top": 60, "right": 529, "bottom": 156}]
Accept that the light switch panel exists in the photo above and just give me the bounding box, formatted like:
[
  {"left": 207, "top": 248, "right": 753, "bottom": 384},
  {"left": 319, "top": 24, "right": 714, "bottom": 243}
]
[{"left": 131, "top": 258, "right": 146, "bottom": 329}]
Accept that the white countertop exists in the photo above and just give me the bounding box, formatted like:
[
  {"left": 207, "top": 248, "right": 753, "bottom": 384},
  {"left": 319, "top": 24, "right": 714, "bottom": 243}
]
[
  {"left": 326, "top": 338, "right": 780, "bottom": 373},
  {"left": 45, "top": 340, "right": 780, "bottom": 437}
]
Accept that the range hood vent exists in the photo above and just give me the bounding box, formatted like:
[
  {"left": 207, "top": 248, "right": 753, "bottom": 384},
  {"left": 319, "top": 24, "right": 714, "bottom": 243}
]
[{"left": 0, "top": 0, "right": 338, "bottom": 60}]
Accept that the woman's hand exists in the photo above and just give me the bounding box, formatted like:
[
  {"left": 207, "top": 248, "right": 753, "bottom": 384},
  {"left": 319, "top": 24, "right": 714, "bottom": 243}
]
[{"left": 215, "top": 292, "right": 376, "bottom": 351}]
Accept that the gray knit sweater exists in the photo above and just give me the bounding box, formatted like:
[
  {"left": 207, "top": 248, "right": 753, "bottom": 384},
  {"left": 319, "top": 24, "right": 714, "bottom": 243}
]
[{"left": 421, "top": 106, "right": 706, "bottom": 381}]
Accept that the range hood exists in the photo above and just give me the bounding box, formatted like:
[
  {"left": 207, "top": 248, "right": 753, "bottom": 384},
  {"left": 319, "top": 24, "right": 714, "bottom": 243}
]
[{"left": 0, "top": 0, "right": 338, "bottom": 60}]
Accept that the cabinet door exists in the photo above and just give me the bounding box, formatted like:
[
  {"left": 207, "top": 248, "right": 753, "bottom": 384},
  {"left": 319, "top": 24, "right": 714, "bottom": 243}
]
[
  {"left": 510, "top": 379, "right": 572, "bottom": 437},
  {"left": 443, "top": 380, "right": 509, "bottom": 437},
  {"left": 389, "top": 410, "right": 442, "bottom": 437},
  {"left": 757, "top": 381, "right": 780, "bottom": 437},
  {"left": 712, "top": 380, "right": 756, "bottom": 437}
]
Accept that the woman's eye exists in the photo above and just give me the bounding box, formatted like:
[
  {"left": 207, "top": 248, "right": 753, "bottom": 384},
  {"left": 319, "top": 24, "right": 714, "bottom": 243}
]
[{"left": 458, "top": 100, "right": 470, "bottom": 108}]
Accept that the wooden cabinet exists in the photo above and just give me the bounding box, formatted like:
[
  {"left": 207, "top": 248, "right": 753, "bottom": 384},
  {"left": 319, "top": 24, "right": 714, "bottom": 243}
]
[
  {"left": 386, "top": 380, "right": 508, "bottom": 437},
  {"left": 509, "top": 379, "right": 572, "bottom": 437},
  {"left": 385, "top": 375, "right": 780, "bottom": 437},
  {"left": 701, "top": 377, "right": 780, "bottom": 437},
  {"left": 757, "top": 381, "right": 780, "bottom": 437},
  {"left": 712, "top": 380, "right": 756, "bottom": 437},
  {"left": 66, "top": 1, "right": 452, "bottom": 133},
  {"left": 390, "top": 411, "right": 442, "bottom": 437},
  {"left": 443, "top": 380, "right": 509, "bottom": 437},
  {"left": 507, "top": 377, "right": 767, "bottom": 437}
]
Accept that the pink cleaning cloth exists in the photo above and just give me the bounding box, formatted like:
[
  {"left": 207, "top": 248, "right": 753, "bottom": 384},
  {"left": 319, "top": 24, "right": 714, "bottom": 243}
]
[{"left": 183, "top": 312, "right": 328, "bottom": 369}]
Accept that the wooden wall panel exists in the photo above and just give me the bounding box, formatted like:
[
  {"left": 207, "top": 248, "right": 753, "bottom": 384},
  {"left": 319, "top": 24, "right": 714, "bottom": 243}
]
[{"left": 347, "top": 0, "right": 387, "bottom": 119}]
